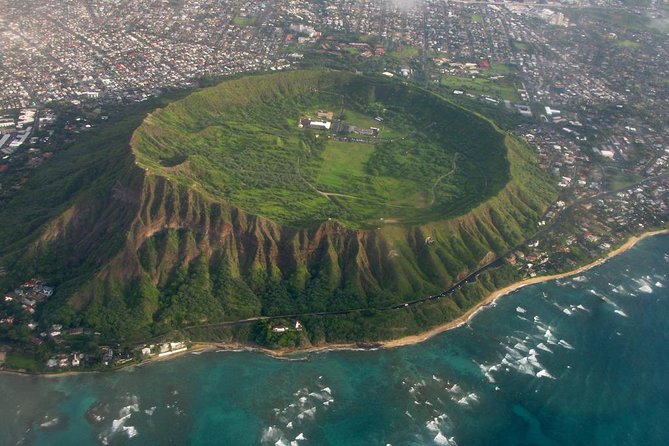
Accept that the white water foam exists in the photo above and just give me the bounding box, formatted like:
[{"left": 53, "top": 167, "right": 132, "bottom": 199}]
[
  {"left": 638, "top": 284, "right": 653, "bottom": 293},
  {"left": 536, "top": 343, "right": 553, "bottom": 354},
  {"left": 297, "top": 407, "right": 316, "bottom": 421},
  {"left": 39, "top": 417, "right": 59, "bottom": 428},
  {"left": 544, "top": 329, "right": 558, "bottom": 345},
  {"left": 122, "top": 426, "right": 138, "bottom": 438},
  {"left": 434, "top": 432, "right": 458, "bottom": 446},
  {"left": 558, "top": 340, "right": 575, "bottom": 350},
  {"left": 111, "top": 397, "right": 140, "bottom": 434},
  {"left": 614, "top": 309, "right": 629, "bottom": 318},
  {"left": 589, "top": 289, "right": 604, "bottom": 297},
  {"left": 446, "top": 384, "right": 461, "bottom": 394},
  {"left": 262, "top": 426, "right": 292, "bottom": 446},
  {"left": 477, "top": 363, "right": 497, "bottom": 383},
  {"left": 426, "top": 419, "right": 440, "bottom": 432},
  {"left": 536, "top": 369, "right": 556, "bottom": 379}
]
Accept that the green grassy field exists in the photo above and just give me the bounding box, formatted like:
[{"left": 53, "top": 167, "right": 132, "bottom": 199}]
[
  {"left": 649, "top": 18, "right": 669, "bottom": 34},
  {"left": 388, "top": 46, "right": 420, "bottom": 60},
  {"left": 4, "top": 352, "right": 42, "bottom": 372},
  {"left": 231, "top": 15, "right": 258, "bottom": 27},
  {"left": 511, "top": 40, "right": 529, "bottom": 52},
  {"left": 318, "top": 140, "right": 375, "bottom": 188},
  {"left": 441, "top": 74, "right": 521, "bottom": 102},
  {"left": 133, "top": 70, "right": 511, "bottom": 228},
  {"left": 615, "top": 39, "right": 641, "bottom": 48}
]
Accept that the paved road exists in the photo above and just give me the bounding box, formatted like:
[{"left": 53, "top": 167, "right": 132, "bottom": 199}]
[{"left": 183, "top": 173, "right": 669, "bottom": 333}]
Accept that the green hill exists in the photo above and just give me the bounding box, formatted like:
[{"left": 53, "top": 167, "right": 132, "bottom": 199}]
[
  {"left": 0, "top": 70, "right": 557, "bottom": 345},
  {"left": 132, "top": 70, "right": 510, "bottom": 228}
]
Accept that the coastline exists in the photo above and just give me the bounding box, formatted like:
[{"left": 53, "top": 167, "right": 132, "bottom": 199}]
[
  {"left": 249, "top": 229, "right": 669, "bottom": 357},
  {"left": 380, "top": 228, "right": 669, "bottom": 349},
  {"left": 3, "top": 229, "right": 667, "bottom": 375},
  {"left": 197, "top": 228, "right": 669, "bottom": 357}
]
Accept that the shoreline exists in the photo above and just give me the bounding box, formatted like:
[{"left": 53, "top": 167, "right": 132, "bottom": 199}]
[
  {"left": 379, "top": 228, "right": 669, "bottom": 349},
  {"left": 3, "top": 229, "right": 667, "bottom": 375},
  {"left": 190, "top": 228, "right": 669, "bottom": 357}
]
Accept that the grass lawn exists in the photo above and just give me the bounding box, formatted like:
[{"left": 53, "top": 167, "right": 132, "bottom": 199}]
[
  {"left": 441, "top": 75, "right": 521, "bottom": 102},
  {"left": 232, "top": 15, "right": 257, "bottom": 26},
  {"left": 4, "top": 351, "right": 42, "bottom": 371},
  {"left": 615, "top": 39, "right": 641, "bottom": 49},
  {"left": 511, "top": 40, "right": 529, "bottom": 52},
  {"left": 318, "top": 140, "right": 375, "bottom": 189},
  {"left": 488, "top": 63, "right": 517, "bottom": 76},
  {"left": 134, "top": 70, "right": 511, "bottom": 228},
  {"left": 387, "top": 46, "right": 420, "bottom": 61},
  {"left": 649, "top": 18, "right": 669, "bottom": 33},
  {"left": 604, "top": 167, "right": 642, "bottom": 191}
]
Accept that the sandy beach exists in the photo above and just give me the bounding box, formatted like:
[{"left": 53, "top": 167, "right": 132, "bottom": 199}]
[
  {"left": 192, "top": 229, "right": 669, "bottom": 358},
  {"left": 4, "top": 229, "right": 667, "bottom": 374},
  {"left": 380, "top": 228, "right": 669, "bottom": 349}
]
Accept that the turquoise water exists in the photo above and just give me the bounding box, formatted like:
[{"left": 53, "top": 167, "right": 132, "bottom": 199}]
[{"left": 1, "top": 235, "right": 668, "bottom": 446}]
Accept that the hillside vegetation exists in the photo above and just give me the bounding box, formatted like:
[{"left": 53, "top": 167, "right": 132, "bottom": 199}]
[
  {"left": 133, "top": 70, "right": 510, "bottom": 228},
  {"left": 0, "top": 70, "right": 557, "bottom": 345}
]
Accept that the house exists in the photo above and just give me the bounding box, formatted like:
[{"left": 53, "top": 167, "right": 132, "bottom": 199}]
[
  {"left": 295, "top": 321, "right": 303, "bottom": 331},
  {"left": 272, "top": 325, "right": 289, "bottom": 333},
  {"left": 317, "top": 111, "right": 334, "bottom": 120},
  {"left": 309, "top": 120, "right": 331, "bottom": 130},
  {"left": 36, "top": 285, "right": 55, "bottom": 297},
  {"left": 101, "top": 347, "right": 114, "bottom": 365}
]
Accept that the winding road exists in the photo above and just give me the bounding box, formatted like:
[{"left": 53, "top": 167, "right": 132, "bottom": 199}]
[{"left": 179, "top": 173, "right": 669, "bottom": 335}]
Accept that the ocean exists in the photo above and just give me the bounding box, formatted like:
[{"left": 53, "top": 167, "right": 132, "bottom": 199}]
[{"left": 1, "top": 234, "right": 668, "bottom": 446}]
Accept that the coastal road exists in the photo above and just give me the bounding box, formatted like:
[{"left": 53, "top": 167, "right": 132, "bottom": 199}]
[{"left": 181, "top": 173, "right": 669, "bottom": 334}]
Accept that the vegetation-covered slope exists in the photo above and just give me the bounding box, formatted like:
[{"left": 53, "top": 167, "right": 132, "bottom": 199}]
[
  {"left": 133, "top": 70, "right": 511, "bottom": 228},
  {"left": 0, "top": 70, "right": 557, "bottom": 344}
]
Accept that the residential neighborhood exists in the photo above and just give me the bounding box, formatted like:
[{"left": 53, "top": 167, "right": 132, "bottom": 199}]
[{"left": 0, "top": 0, "right": 668, "bottom": 373}]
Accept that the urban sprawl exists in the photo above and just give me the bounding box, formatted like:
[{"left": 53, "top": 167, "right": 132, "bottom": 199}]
[{"left": 0, "top": 0, "right": 668, "bottom": 370}]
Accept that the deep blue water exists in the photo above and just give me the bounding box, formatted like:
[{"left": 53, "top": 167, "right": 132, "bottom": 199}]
[{"left": 1, "top": 235, "right": 668, "bottom": 446}]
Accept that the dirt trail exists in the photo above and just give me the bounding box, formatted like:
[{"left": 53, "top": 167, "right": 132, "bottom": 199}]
[{"left": 429, "top": 153, "right": 459, "bottom": 206}]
